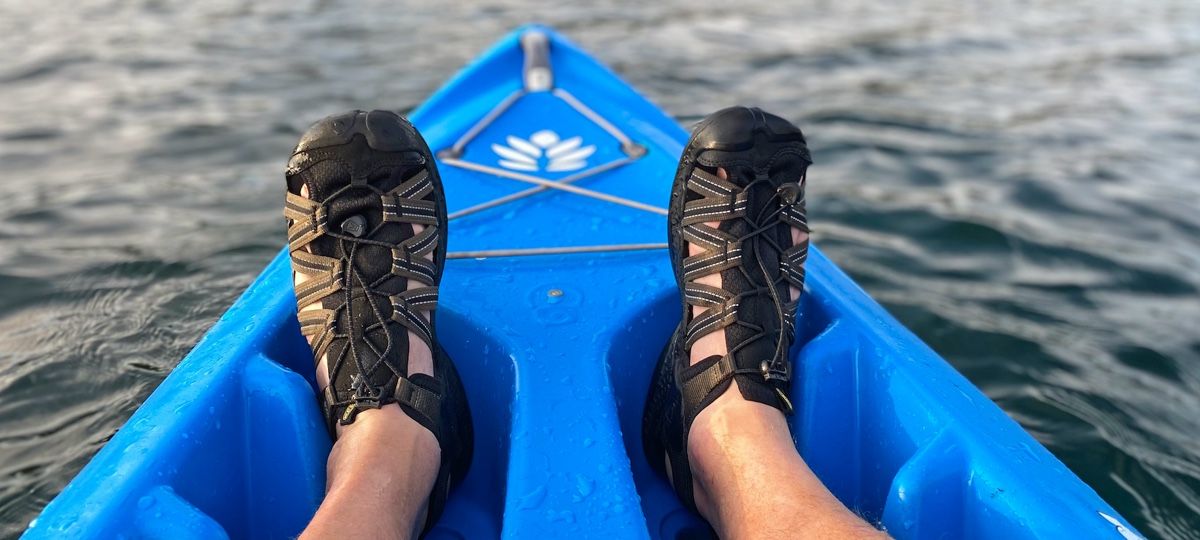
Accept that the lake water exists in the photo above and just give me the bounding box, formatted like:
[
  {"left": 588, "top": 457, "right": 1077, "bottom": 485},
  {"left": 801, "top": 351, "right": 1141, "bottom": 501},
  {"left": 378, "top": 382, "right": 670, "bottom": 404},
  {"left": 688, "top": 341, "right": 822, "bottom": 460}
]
[{"left": 1, "top": 1, "right": 1198, "bottom": 538}]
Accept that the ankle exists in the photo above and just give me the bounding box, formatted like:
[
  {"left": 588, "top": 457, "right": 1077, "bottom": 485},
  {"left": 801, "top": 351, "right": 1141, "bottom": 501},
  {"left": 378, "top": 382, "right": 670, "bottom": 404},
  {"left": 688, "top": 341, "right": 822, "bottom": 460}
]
[
  {"left": 686, "top": 389, "right": 794, "bottom": 526},
  {"left": 687, "top": 388, "right": 791, "bottom": 469},
  {"left": 327, "top": 405, "right": 441, "bottom": 496}
]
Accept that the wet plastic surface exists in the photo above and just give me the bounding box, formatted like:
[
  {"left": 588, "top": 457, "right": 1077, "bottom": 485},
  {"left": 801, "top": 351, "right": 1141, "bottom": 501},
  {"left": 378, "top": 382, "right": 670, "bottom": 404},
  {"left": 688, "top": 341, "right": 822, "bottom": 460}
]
[{"left": 26, "top": 26, "right": 1142, "bottom": 540}]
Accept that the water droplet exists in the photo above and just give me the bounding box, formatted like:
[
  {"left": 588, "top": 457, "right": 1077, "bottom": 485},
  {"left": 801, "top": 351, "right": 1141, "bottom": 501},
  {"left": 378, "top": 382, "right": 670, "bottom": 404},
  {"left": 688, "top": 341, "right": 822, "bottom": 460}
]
[
  {"left": 574, "top": 475, "right": 594, "bottom": 498},
  {"left": 517, "top": 486, "right": 546, "bottom": 510},
  {"left": 545, "top": 509, "right": 575, "bottom": 523}
]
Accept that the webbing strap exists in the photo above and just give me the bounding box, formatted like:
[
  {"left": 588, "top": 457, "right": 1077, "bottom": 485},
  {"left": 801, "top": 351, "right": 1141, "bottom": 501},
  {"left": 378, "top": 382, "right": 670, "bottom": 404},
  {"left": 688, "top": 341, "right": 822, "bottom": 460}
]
[
  {"left": 297, "top": 308, "right": 336, "bottom": 362},
  {"left": 390, "top": 287, "right": 438, "bottom": 349},
  {"left": 685, "top": 300, "right": 739, "bottom": 350},
  {"left": 383, "top": 170, "right": 438, "bottom": 225},
  {"left": 395, "top": 374, "right": 443, "bottom": 436},
  {"left": 779, "top": 190, "right": 809, "bottom": 294},
  {"left": 678, "top": 166, "right": 810, "bottom": 390},
  {"left": 679, "top": 170, "right": 746, "bottom": 348},
  {"left": 679, "top": 354, "right": 737, "bottom": 426},
  {"left": 682, "top": 242, "right": 742, "bottom": 282},
  {"left": 390, "top": 243, "right": 437, "bottom": 284},
  {"left": 285, "top": 191, "right": 327, "bottom": 251},
  {"left": 290, "top": 250, "right": 342, "bottom": 311},
  {"left": 285, "top": 166, "right": 448, "bottom": 432},
  {"left": 293, "top": 270, "right": 340, "bottom": 314}
]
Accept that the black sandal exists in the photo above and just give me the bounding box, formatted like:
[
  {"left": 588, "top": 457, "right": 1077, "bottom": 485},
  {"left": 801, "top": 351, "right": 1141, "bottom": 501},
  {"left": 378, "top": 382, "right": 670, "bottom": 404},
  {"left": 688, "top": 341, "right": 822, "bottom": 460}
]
[
  {"left": 284, "top": 110, "right": 472, "bottom": 533},
  {"left": 643, "top": 106, "right": 812, "bottom": 512}
]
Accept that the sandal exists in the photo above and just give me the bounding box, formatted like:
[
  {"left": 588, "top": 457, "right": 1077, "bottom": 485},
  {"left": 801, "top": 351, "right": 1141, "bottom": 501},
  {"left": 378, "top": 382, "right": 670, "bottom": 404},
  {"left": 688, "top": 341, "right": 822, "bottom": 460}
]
[
  {"left": 284, "top": 109, "right": 473, "bottom": 533},
  {"left": 643, "top": 106, "right": 812, "bottom": 512}
]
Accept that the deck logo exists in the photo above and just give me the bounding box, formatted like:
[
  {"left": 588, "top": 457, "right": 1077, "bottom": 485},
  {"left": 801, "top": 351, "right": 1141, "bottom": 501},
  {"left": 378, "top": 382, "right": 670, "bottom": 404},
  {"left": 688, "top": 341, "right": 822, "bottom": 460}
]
[{"left": 492, "top": 130, "right": 595, "bottom": 173}]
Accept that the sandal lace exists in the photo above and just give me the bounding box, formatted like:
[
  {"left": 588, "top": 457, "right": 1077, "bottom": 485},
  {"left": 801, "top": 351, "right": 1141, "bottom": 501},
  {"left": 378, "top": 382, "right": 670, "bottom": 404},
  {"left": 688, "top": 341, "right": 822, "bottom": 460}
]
[
  {"left": 285, "top": 167, "right": 441, "bottom": 424},
  {"left": 680, "top": 166, "right": 809, "bottom": 398}
]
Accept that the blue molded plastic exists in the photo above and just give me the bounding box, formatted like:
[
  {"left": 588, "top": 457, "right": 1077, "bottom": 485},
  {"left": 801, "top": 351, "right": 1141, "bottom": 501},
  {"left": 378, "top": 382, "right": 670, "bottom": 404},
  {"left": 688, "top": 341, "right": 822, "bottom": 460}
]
[{"left": 26, "top": 25, "right": 1142, "bottom": 539}]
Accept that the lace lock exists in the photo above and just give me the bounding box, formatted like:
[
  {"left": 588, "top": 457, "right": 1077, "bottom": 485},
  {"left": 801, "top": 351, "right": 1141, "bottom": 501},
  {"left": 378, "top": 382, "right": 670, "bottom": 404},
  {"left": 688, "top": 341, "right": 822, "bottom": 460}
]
[
  {"left": 340, "top": 214, "right": 368, "bottom": 237},
  {"left": 760, "top": 359, "right": 789, "bottom": 382},
  {"left": 777, "top": 183, "right": 802, "bottom": 205}
]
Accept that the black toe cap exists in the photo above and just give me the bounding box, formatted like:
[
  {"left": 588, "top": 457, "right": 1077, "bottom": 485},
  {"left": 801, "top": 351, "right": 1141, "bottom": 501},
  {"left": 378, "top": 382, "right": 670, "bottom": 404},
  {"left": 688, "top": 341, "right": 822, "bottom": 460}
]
[
  {"left": 685, "top": 107, "right": 810, "bottom": 170},
  {"left": 690, "top": 106, "right": 806, "bottom": 153},
  {"left": 293, "top": 109, "right": 421, "bottom": 154}
]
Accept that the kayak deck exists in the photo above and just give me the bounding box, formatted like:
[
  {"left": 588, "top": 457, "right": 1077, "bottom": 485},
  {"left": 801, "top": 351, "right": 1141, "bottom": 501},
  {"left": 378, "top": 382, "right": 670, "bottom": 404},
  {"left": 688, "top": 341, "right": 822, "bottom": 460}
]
[{"left": 26, "top": 25, "right": 1140, "bottom": 539}]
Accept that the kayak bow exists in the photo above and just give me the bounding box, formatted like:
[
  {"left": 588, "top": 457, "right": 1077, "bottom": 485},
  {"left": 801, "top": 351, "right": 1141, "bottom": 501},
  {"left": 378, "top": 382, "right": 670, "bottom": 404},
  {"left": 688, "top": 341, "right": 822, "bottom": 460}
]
[{"left": 26, "top": 25, "right": 1142, "bottom": 540}]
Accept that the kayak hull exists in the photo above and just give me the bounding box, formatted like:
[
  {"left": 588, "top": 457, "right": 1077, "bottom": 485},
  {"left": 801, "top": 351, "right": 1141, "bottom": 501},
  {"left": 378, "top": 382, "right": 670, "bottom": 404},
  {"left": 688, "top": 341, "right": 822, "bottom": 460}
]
[{"left": 26, "top": 25, "right": 1140, "bottom": 540}]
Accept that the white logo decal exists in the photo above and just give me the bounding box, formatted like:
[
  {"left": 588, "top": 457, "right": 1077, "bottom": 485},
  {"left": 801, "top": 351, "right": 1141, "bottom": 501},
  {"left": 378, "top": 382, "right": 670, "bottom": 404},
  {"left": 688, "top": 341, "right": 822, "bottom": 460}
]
[{"left": 492, "top": 130, "right": 595, "bottom": 173}]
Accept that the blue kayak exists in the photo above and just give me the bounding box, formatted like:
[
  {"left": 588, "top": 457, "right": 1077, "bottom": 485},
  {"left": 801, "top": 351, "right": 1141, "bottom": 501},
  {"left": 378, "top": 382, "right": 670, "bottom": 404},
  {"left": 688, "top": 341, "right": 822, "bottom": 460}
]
[{"left": 27, "top": 25, "right": 1142, "bottom": 540}]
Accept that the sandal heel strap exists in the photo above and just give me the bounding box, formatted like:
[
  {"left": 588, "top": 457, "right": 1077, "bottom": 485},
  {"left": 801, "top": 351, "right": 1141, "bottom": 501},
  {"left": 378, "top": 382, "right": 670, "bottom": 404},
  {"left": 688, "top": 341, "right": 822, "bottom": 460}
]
[
  {"left": 680, "top": 354, "right": 792, "bottom": 428},
  {"left": 679, "top": 354, "right": 736, "bottom": 427},
  {"left": 395, "top": 373, "right": 444, "bottom": 440}
]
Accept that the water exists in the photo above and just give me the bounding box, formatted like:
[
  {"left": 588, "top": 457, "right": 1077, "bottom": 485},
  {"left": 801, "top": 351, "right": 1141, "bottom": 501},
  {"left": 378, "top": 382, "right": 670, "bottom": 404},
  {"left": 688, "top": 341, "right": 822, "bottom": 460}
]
[{"left": 1, "top": 0, "right": 1198, "bottom": 538}]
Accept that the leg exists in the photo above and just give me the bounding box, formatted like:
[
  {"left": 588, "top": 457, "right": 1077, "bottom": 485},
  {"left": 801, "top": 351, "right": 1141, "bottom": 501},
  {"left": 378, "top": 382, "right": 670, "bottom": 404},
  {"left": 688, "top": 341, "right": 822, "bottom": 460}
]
[
  {"left": 686, "top": 175, "right": 883, "bottom": 538},
  {"left": 301, "top": 407, "right": 438, "bottom": 540},
  {"left": 296, "top": 218, "right": 439, "bottom": 540},
  {"left": 643, "top": 107, "right": 888, "bottom": 540},
  {"left": 690, "top": 400, "right": 883, "bottom": 539},
  {"left": 284, "top": 110, "right": 472, "bottom": 539}
]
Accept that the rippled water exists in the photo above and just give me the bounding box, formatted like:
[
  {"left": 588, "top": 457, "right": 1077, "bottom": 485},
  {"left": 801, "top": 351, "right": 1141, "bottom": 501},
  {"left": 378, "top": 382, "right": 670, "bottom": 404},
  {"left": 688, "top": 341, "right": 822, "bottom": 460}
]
[{"left": 2, "top": 0, "right": 1198, "bottom": 538}]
